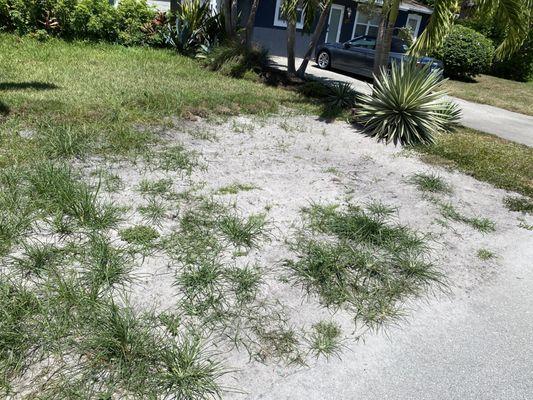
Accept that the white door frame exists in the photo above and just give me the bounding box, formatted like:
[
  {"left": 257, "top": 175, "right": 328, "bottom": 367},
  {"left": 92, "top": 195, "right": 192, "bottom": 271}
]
[
  {"left": 326, "top": 4, "right": 345, "bottom": 43},
  {"left": 406, "top": 13, "right": 422, "bottom": 37}
]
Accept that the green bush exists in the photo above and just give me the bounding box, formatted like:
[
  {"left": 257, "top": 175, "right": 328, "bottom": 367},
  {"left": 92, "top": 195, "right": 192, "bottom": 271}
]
[
  {"left": 491, "top": 30, "right": 533, "bottom": 82},
  {"left": 116, "top": 0, "right": 156, "bottom": 45},
  {"left": 0, "top": 0, "right": 76, "bottom": 35},
  {"left": 434, "top": 25, "right": 494, "bottom": 80},
  {"left": 71, "top": 0, "right": 118, "bottom": 41},
  {"left": 459, "top": 17, "right": 532, "bottom": 82},
  {"left": 202, "top": 43, "right": 269, "bottom": 78}
]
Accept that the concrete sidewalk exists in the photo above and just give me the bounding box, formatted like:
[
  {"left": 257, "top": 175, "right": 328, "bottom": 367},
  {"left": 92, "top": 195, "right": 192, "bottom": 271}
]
[{"left": 271, "top": 56, "right": 533, "bottom": 147}]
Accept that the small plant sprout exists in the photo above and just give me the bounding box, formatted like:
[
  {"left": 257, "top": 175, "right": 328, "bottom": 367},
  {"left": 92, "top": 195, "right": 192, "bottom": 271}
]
[
  {"left": 309, "top": 321, "right": 343, "bottom": 359},
  {"left": 138, "top": 178, "right": 174, "bottom": 197},
  {"left": 408, "top": 173, "right": 452, "bottom": 194},
  {"left": 477, "top": 248, "right": 496, "bottom": 261},
  {"left": 504, "top": 196, "right": 533, "bottom": 214},
  {"left": 438, "top": 202, "right": 496, "bottom": 233},
  {"left": 216, "top": 183, "right": 257, "bottom": 195}
]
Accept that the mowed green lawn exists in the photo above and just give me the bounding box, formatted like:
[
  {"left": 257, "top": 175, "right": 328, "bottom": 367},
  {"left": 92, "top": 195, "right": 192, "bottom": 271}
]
[
  {"left": 0, "top": 34, "right": 313, "bottom": 165},
  {"left": 414, "top": 127, "right": 533, "bottom": 198},
  {"left": 444, "top": 74, "right": 533, "bottom": 116}
]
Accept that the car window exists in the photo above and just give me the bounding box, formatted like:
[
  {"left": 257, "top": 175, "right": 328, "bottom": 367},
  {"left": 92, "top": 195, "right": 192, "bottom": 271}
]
[{"left": 348, "top": 37, "right": 376, "bottom": 49}]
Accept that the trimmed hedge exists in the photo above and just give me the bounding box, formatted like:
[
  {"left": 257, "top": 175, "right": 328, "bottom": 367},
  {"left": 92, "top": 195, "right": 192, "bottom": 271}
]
[
  {"left": 0, "top": 0, "right": 161, "bottom": 45},
  {"left": 433, "top": 25, "right": 494, "bottom": 80}
]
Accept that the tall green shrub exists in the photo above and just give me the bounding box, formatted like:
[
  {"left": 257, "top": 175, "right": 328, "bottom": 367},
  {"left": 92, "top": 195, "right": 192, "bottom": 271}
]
[
  {"left": 71, "top": 0, "right": 118, "bottom": 41},
  {"left": 491, "top": 30, "right": 533, "bottom": 82},
  {"left": 116, "top": 0, "right": 156, "bottom": 45},
  {"left": 434, "top": 25, "right": 494, "bottom": 80},
  {"left": 460, "top": 16, "right": 533, "bottom": 82}
]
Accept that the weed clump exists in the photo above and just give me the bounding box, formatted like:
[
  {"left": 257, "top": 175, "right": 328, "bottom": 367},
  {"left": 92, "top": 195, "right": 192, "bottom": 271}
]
[{"left": 286, "top": 202, "right": 442, "bottom": 330}]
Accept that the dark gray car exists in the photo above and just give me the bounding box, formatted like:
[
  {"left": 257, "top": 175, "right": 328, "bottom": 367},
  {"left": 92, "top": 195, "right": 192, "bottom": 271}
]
[{"left": 315, "top": 36, "right": 443, "bottom": 78}]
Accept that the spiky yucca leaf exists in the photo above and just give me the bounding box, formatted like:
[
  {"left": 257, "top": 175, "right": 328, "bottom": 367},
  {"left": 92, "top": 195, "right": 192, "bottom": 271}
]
[
  {"left": 325, "top": 81, "right": 359, "bottom": 109},
  {"left": 357, "top": 61, "right": 461, "bottom": 146}
]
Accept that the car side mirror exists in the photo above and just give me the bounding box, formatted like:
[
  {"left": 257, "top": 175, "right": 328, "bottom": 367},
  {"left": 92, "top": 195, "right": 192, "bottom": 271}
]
[{"left": 343, "top": 42, "right": 351, "bottom": 49}]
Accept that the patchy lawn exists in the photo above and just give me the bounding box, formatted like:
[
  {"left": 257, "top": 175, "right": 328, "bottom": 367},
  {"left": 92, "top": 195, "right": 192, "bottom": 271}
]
[
  {"left": 0, "top": 33, "right": 315, "bottom": 166},
  {"left": 1, "top": 35, "right": 532, "bottom": 398},
  {"left": 444, "top": 74, "right": 533, "bottom": 116},
  {"left": 413, "top": 127, "right": 533, "bottom": 198}
]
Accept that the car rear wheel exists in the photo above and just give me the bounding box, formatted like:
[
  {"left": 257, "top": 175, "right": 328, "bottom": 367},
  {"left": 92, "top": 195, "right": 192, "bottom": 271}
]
[{"left": 316, "top": 51, "right": 330, "bottom": 69}]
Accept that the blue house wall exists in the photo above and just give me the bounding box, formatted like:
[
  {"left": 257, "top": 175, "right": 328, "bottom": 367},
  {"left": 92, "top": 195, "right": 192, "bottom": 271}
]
[{"left": 246, "top": 0, "right": 432, "bottom": 58}]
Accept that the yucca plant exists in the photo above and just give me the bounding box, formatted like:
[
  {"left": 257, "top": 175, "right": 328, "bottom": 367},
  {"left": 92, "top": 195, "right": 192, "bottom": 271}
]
[
  {"left": 356, "top": 61, "right": 461, "bottom": 146},
  {"left": 325, "top": 81, "right": 359, "bottom": 109},
  {"left": 167, "top": 0, "right": 223, "bottom": 55}
]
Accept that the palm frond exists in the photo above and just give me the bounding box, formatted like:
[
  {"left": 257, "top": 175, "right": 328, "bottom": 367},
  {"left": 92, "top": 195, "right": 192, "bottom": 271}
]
[
  {"left": 409, "top": 0, "right": 458, "bottom": 55},
  {"left": 484, "top": 0, "right": 532, "bottom": 59}
]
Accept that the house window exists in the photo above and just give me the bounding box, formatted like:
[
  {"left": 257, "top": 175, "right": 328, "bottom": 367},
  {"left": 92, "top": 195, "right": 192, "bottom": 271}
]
[
  {"left": 351, "top": 9, "right": 380, "bottom": 38},
  {"left": 274, "top": 0, "right": 305, "bottom": 29},
  {"left": 405, "top": 13, "right": 422, "bottom": 37}
]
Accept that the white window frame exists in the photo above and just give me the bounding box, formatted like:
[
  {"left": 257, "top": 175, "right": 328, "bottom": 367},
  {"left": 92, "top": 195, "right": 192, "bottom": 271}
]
[
  {"left": 351, "top": 9, "right": 380, "bottom": 39},
  {"left": 326, "top": 4, "right": 345, "bottom": 43},
  {"left": 406, "top": 13, "right": 422, "bottom": 37},
  {"left": 274, "top": 0, "right": 305, "bottom": 29}
]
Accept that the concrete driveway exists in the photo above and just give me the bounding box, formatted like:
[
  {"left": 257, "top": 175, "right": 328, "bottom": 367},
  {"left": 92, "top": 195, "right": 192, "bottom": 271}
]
[{"left": 270, "top": 56, "right": 533, "bottom": 147}]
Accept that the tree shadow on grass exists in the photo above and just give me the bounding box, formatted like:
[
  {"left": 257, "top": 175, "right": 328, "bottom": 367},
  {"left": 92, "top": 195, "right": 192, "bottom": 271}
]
[{"left": 0, "top": 81, "right": 59, "bottom": 91}]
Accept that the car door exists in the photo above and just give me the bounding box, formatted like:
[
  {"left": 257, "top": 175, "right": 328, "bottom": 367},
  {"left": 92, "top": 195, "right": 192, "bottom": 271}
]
[{"left": 340, "top": 36, "right": 376, "bottom": 76}]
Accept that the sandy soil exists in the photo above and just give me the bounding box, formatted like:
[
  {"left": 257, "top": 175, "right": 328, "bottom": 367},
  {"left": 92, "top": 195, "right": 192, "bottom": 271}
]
[{"left": 82, "top": 114, "right": 532, "bottom": 399}]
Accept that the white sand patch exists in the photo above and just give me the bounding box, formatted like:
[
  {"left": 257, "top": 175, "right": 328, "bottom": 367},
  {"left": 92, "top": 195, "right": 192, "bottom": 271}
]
[{"left": 79, "top": 114, "right": 531, "bottom": 398}]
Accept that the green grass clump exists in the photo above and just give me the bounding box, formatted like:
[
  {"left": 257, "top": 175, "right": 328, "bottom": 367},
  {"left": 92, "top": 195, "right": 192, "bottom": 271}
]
[
  {"left": 309, "top": 321, "right": 343, "bottom": 359},
  {"left": 12, "top": 241, "right": 61, "bottom": 278},
  {"left": 119, "top": 225, "right": 160, "bottom": 248},
  {"left": 81, "top": 234, "right": 134, "bottom": 296},
  {"left": 477, "top": 248, "right": 496, "bottom": 261},
  {"left": 38, "top": 123, "right": 92, "bottom": 159},
  {"left": 0, "top": 280, "right": 42, "bottom": 390},
  {"left": 227, "top": 265, "right": 263, "bottom": 304},
  {"left": 438, "top": 202, "right": 496, "bottom": 233},
  {"left": 28, "top": 162, "right": 121, "bottom": 230},
  {"left": 304, "top": 203, "right": 425, "bottom": 252},
  {"left": 287, "top": 202, "right": 442, "bottom": 330},
  {"left": 138, "top": 198, "right": 167, "bottom": 225},
  {"left": 138, "top": 178, "right": 174, "bottom": 197},
  {"left": 414, "top": 127, "right": 533, "bottom": 197},
  {"left": 218, "top": 213, "right": 268, "bottom": 249},
  {"left": 504, "top": 196, "right": 533, "bottom": 214},
  {"left": 156, "top": 144, "right": 197, "bottom": 173},
  {"left": 408, "top": 172, "right": 452, "bottom": 194},
  {"left": 216, "top": 183, "right": 258, "bottom": 195}
]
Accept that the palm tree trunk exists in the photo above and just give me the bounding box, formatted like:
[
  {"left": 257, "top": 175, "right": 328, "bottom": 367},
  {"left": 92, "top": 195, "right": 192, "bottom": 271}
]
[
  {"left": 230, "top": 0, "right": 238, "bottom": 34},
  {"left": 287, "top": 19, "right": 297, "bottom": 75},
  {"left": 296, "top": 1, "right": 331, "bottom": 78},
  {"left": 223, "top": 0, "right": 233, "bottom": 38},
  {"left": 373, "top": 0, "right": 400, "bottom": 78},
  {"left": 245, "top": 0, "right": 260, "bottom": 50}
]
